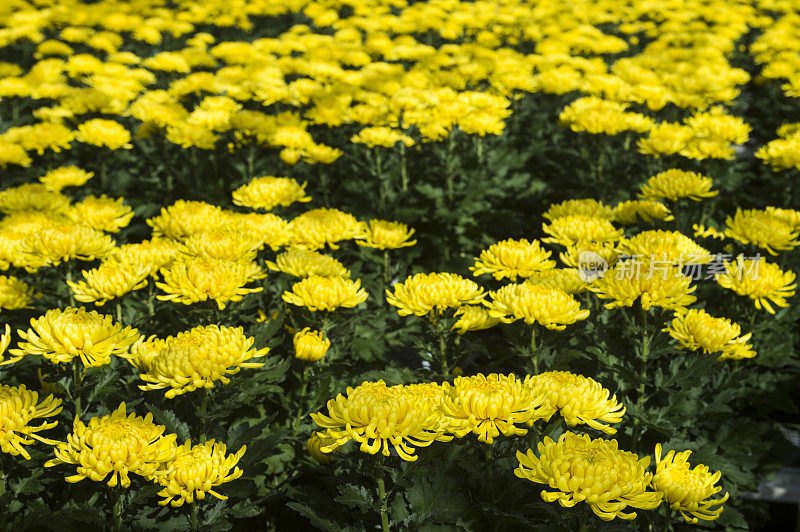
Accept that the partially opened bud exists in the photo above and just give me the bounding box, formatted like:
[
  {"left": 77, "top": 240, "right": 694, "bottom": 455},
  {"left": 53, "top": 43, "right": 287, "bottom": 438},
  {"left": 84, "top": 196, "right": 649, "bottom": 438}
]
[{"left": 294, "top": 328, "right": 330, "bottom": 362}]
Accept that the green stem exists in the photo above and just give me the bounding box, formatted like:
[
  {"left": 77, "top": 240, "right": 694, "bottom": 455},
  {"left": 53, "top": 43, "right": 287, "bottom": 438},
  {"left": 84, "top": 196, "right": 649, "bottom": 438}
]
[
  {"left": 377, "top": 457, "right": 390, "bottom": 532},
  {"left": 530, "top": 325, "right": 538, "bottom": 374},
  {"left": 0, "top": 454, "right": 6, "bottom": 530},
  {"left": 147, "top": 282, "right": 155, "bottom": 316},
  {"left": 292, "top": 366, "right": 311, "bottom": 437},
  {"left": 485, "top": 444, "right": 493, "bottom": 481},
  {"left": 191, "top": 499, "right": 199, "bottom": 531},
  {"left": 115, "top": 300, "right": 122, "bottom": 324},
  {"left": 198, "top": 388, "right": 211, "bottom": 443},
  {"left": 65, "top": 262, "right": 75, "bottom": 307},
  {"left": 72, "top": 362, "right": 83, "bottom": 420},
  {"left": 383, "top": 250, "right": 391, "bottom": 288},
  {"left": 475, "top": 136, "right": 486, "bottom": 181},
  {"left": 374, "top": 150, "right": 386, "bottom": 214},
  {"left": 436, "top": 317, "right": 448, "bottom": 379},
  {"left": 445, "top": 133, "right": 455, "bottom": 203},
  {"left": 634, "top": 307, "right": 650, "bottom": 448},
  {"left": 399, "top": 142, "right": 408, "bottom": 192},
  {"left": 112, "top": 487, "right": 124, "bottom": 532}
]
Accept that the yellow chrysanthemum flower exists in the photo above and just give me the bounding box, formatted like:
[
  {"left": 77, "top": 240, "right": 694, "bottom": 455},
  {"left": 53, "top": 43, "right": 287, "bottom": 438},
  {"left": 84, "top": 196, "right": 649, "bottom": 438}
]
[
  {"left": 232, "top": 176, "right": 311, "bottom": 211},
  {"left": 356, "top": 219, "right": 416, "bottom": 249},
  {"left": 0, "top": 324, "right": 10, "bottom": 361},
  {"left": 524, "top": 269, "right": 588, "bottom": 294},
  {"left": 307, "top": 432, "right": 338, "bottom": 464},
  {"left": 0, "top": 384, "right": 62, "bottom": 459},
  {"left": 157, "top": 440, "right": 246, "bottom": 507},
  {"left": 283, "top": 276, "right": 368, "bottom": 311},
  {"left": 613, "top": 200, "right": 674, "bottom": 225},
  {"left": 68, "top": 195, "right": 134, "bottom": 233},
  {"left": 471, "top": 239, "right": 555, "bottom": 281},
  {"left": 179, "top": 230, "right": 262, "bottom": 261},
  {"left": 765, "top": 207, "right": 800, "bottom": 231},
  {"left": 441, "top": 373, "right": 548, "bottom": 444},
  {"left": 559, "top": 242, "right": 620, "bottom": 270},
  {"left": 618, "top": 230, "right": 712, "bottom": 265},
  {"left": 128, "top": 325, "right": 268, "bottom": 398},
  {"left": 156, "top": 257, "right": 265, "bottom": 310},
  {"left": 76, "top": 118, "right": 132, "bottom": 149},
  {"left": 222, "top": 212, "right": 290, "bottom": 250},
  {"left": 485, "top": 283, "right": 589, "bottom": 330},
  {"left": 311, "top": 381, "right": 449, "bottom": 461},
  {"left": 287, "top": 208, "right": 363, "bottom": 250},
  {"left": 543, "top": 199, "right": 614, "bottom": 221},
  {"left": 0, "top": 183, "right": 70, "bottom": 214},
  {"left": 715, "top": 256, "right": 796, "bottom": 314},
  {"left": 652, "top": 443, "right": 729, "bottom": 524},
  {"left": 18, "top": 223, "right": 116, "bottom": 270},
  {"left": 109, "top": 239, "right": 180, "bottom": 276},
  {"left": 45, "top": 403, "right": 177, "bottom": 488},
  {"left": 542, "top": 215, "right": 623, "bottom": 247},
  {"left": 386, "top": 272, "right": 485, "bottom": 317},
  {"left": 639, "top": 169, "right": 717, "bottom": 202},
  {"left": 589, "top": 263, "right": 697, "bottom": 311},
  {"left": 526, "top": 371, "right": 625, "bottom": 434},
  {"left": 664, "top": 309, "right": 755, "bottom": 360},
  {"left": 68, "top": 261, "right": 150, "bottom": 305},
  {"left": 724, "top": 208, "right": 800, "bottom": 255},
  {"left": 350, "top": 127, "right": 414, "bottom": 148},
  {"left": 8, "top": 307, "right": 140, "bottom": 368},
  {"left": 515, "top": 432, "right": 662, "bottom": 520},
  {"left": 294, "top": 328, "right": 331, "bottom": 362},
  {"left": 147, "top": 200, "right": 227, "bottom": 241},
  {"left": 451, "top": 305, "right": 501, "bottom": 334},
  {"left": 266, "top": 249, "right": 350, "bottom": 278},
  {"left": 0, "top": 275, "right": 36, "bottom": 310},
  {"left": 39, "top": 166, "right": 94, "bottom": 191}
]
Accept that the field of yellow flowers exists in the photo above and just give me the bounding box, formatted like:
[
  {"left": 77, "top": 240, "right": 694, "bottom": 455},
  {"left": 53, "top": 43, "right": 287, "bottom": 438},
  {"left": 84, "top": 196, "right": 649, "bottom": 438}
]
[{"left": 1, "top": 0, "right": 799, "bottom": 530}]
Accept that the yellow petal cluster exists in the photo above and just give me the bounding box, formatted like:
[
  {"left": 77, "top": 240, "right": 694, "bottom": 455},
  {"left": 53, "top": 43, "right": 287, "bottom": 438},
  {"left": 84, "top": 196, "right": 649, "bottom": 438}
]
[
  {"left": 639, "top": 169, "right": 717, "bottom": 202},
  {"left": 68, "top": 261, "right": 150, "bottom": 305},
  {"left": 356, "top": 219, "right": 416, "bottom": 250},
  {"left": 386, "top": 272, "right": 485, "bottom": 316},
  {"left": 45, "top": 403, "right": 177, "bottom": 488},
  {"left": 39, "top": 166, "right": 93, "bottom": 191},
  {"left": 542, "top": 215, "right": 623, "bottom": 247},
  {"left": 287, "top": 208, "right": 363, "bottom": 250},
  {"left": 294, "top": 328, "right": 331, "bottom": 362},
  {"left": 652, "top": 443, "right": 729, "bottom": 524},
  {"left": 156, "top": 257, "right": 265, "bottom": 310},
  {"left": 724, "top": 208, "right": 800, "bottom": 255},
  {"left": 9, "top": 307, "right": 140, "bottom": 368},
  {"left": 68, "top": 195, "right": 134, "bottom": 233},
  {"left": 283, "top": 276, "right": 368, "bottom": 311},
  {"left": 618, "top": 230, "right": 712, "bottom": 265},
  {"left": 232, "top": 175, "right": 311, "bottom": 211},
  {"left": 0, "top": 384, "right": 62, "bottom": 459},
  {"left": 589, "top": 264, "right": 697, "bottom": 311},
  {"left": 441, "top": 373, "right": 548, "bottom": 444},
  {"left": 266, "top": 249, "right": 350, "bottom": 278},
  {"left": 470, "top": 238, "right": 555, "bottom": 281},
  {"left": 128, "top": 325, "right": 268, "bottom": 398},
  {"left": 515, "top": 432, "right": 662, "bottom": 520},
  {"left": 0, "top": 275, "right": 36, "bottom": 310},
  {"left": 664, "top": 309, "right": 755, "bottom": 360},
  {"left": 485, "top": 283, "right": 589, "bottom": 330},
  {"left": 715, "top": 256, "right": 796, "bottom": 314},
  {"left": 157, "top": 439, "right": 246, "bottom": 507},
  {"left": 19, "top": 223, "right": 116, "bottom": 270}
]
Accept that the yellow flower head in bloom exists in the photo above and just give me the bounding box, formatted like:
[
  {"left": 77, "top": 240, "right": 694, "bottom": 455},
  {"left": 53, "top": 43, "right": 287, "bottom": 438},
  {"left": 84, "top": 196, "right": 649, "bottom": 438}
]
[
  {"left": 0, "top": 184, "right": 70, "bottom": 214},
  {"left": 266, "top": 249, "right": 350, "bottom": 278},
  {"left": 129, "top": 325, "right": 268, "bottom": 398},
  {"left": 232, "top": 176, "right": 311, "bottom": 211},
  {"left": 524, "top": 269, "right": 588, "bottom": 294},
  {"left": 515, "top": 432, "right": 661, "bottom": 521},
  {"left": 724, "top": 208, "right": 800, "bottom": 255},
  {"left": 147, "top": 200, "right": 227, "bottom": 241},
  {"left": 311, "top": 381, "right": 449, "bottom": 461},
  {"left": 0, "top": 384, "right": 62, "bottom": 459},
  {"left": 288, "top": 208, "right": 363, "bottom": 250},
  {"left": 486, "top": 283, "right": 589, "bottom": 330},
  {"left": 639, "top": 169, "right": 717, "bottom": 202},
  {"left": 765, "top": 207, "right": 800, "bottom": 231},
  {"left": 663, "top": 309, "right": 755, "bottom": 360},
  {"left": 442, "top": 373, "right": 548, "bottom": 444},
  {"left": 589, "top": 263, "right": 697, "bottom": 311},
  {"left": 179, "top": 230, "right": 262, "bottom": 262},
  {"left": 0, "top": 139, "right": 31, "bottom": 168},
  {"left": 559, "top": 242, "right": 620, "bottom": 271},
  {"left": 526, "top": 372, "right": 625, "bottom": 434},
  {"left": 223, "top": 212, "right": 290, "bottom": 250},
  {"left": 543, "top": 199, "right": 614, "bottom": 221},
  {"left": 618, "top": 230, "right": 712, "bottom": 265},
  {"left": 283, "top": 276, "right": 368, "bottom": 311},
  {"left": 39, "top": 166, "right": 93, "bottom": 191},
  {"left": 351, "top": 126, "right": 414, "bottom": 148},
  {"left": 0, "top": 324, "right": 10, "bottom": 361},
  {"left": 68, "top": 195, "right": 134, "bottom": 233},
  {"left": 19, "top": 223, "right": 116, "bottom": 270},
  {"left": 386, "top": 272, "right": 485, "bottom": 317},
  {"left": 542, "top": 215, "right": 624, "bottom": 247},
  {"left": 294, "top": 328, "right": 330, "bottom": 362},
  {"left": 452, "top": 305, "right": 501, "bottom": 334},
  {"left": 0, "top": 275, "right": 36, "bottom": 310},
  {"left": 109, "top": 239, "right": 180, "bottom": 276},
  {"left": 45, "top": 403, "right": 177, "bottom": 488},
  {"left": 715, "top": 256, "right": 796, "bottom": 314},
  {"left": 157, "top": 439, "right": 246, "bottom": 507},
  {"left": 76, "top": 118, "right": 132, "bottom": 149},
  {"left": 471, "top": 239, "right": 555, "bottom": 281},
  {"left": 356, "top": 219, "right": 417, "bottom": 250},
  {"left": 156, "top": 257, "right": 265, "bottom": 310},
  {"left": 653, "top": 443, "right": 729, "bottom": 523},
  {"left": 9, "top": 307, "right": 140, "bottom": 368},
  {"left": 613, "top": 200, "right": 674, "bottom": 225},
  {"left": 68, "top": 261, "right": 150, "bottom": 306},
  {"left": 307, "top": 432, "right": 339, "bottom": 464}
]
